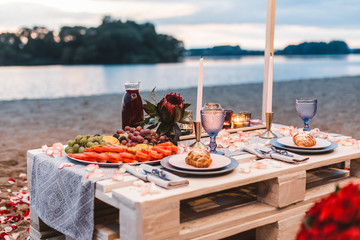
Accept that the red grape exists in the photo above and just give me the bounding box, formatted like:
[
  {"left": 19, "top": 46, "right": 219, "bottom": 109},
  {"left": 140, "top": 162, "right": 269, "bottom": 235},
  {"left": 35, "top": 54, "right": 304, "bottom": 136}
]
[
  {"left": 121, "top": 140, "right": 127, "bottom": 145},
  {"left": 124, "top": 126, "right": 131, "bottom": 131},
  {"left": 116, "top": 129, "right": 124, "bottom": 134},
  {"left": 136, "top": 126, "right": 142, "bottom": 131},
  {"left": 131, "top": 136, "right": 137, "bottom": 142},
  {"left": 134, "top": 131, "right": 140, "bottom": 136},
  {"left": 128, "top": 133, "right": 134, "bottom": 139},
  {"left": 137, "top": 136, "right": 144, "bottom": 143}
]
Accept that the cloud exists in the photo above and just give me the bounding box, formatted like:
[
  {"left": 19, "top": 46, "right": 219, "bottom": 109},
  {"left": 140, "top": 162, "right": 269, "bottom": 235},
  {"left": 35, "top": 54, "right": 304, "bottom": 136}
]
[{"left": 158, "top": 23, "right": 360, "bottom": 49}]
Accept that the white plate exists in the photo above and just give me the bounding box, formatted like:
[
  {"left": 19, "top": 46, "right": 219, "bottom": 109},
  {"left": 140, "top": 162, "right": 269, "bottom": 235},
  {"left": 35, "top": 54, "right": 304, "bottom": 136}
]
[
  {"left": 168, "top": 153, "right": 232, "bottom": 171},
  {"left": 277, "top": 137, "right": 331, "bottom": 149}
]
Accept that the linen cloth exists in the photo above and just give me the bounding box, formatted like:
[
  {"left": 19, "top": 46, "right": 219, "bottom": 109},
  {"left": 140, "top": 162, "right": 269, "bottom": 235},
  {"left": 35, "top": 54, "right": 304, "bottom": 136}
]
[
  {"left": 124, "top": 164, "right": 189, "bottom": 189},
  {"left": 30, "top": 153, "right": 117, "bottom": 240},
  {"left": 243, "top": 145, "right": 309, "bottom": 163}
]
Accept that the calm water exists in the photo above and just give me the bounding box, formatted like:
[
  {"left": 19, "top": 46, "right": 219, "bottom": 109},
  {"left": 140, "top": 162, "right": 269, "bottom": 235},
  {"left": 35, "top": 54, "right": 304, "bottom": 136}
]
[{"left": 1, "top": 54, "right": 360, "bottom": 101}]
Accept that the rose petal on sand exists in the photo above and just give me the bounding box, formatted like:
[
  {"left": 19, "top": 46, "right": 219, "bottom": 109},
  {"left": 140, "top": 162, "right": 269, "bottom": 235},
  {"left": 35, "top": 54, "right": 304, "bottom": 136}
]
[
  {"left": 12, "top": 233, "right": 20, "bottom": 240},
  {"left": 4, "top": 226, "right": 13, "bottom": 233},
  {"left": 8, "top": 178, "right": 15, "bottom": 184},
  {"left": 41, "top": 145, "right": 48, "bottom": 151},
  {"left": 58, "top": 163, "right": 75, "bottom": 169},
  {"left": 85, "top": 164, "right": 99, "bottom": 172},
  {"left": 19, "top": 173, "right": 26, "bottom": 178}
]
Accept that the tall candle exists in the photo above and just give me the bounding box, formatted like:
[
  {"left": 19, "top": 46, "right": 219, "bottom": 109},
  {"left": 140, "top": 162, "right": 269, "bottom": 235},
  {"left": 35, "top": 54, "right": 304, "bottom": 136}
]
[
  {"left": 196, "top": 57, "right": 204, "bottom": 122},
  {"left": 266, "top": 56, "right": 273, "bottom": 113}
]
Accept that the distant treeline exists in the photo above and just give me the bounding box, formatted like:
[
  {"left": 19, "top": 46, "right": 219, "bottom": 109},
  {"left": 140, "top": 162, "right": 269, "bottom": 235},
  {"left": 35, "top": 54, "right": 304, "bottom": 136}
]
[
  {"left": 187, "top": 40, "right": 355, "bottom": 56},
  {"left": 0, "top": 16, "right": 184, "bottom": 66}
]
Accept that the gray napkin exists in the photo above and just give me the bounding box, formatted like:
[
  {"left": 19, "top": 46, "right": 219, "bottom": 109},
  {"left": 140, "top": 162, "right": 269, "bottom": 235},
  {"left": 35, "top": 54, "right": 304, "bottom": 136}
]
[
  {"left": 243, "top": 145, "right": 309, "bottom": 163},
  {"left": 124, "top": 164, "right": 189, "bottom": 189}
]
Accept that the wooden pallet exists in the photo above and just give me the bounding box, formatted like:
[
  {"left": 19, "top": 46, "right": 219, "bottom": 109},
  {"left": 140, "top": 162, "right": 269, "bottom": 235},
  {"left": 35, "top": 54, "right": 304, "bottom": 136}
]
[{"left": 28, "top": 142, "right": 360, "bottom": 240}]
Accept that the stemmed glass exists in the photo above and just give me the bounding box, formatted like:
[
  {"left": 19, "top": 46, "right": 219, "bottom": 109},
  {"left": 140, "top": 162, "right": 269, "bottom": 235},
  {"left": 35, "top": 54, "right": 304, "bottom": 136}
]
[
  {"left": 296, "top": 98, "right": 317, "bottom": 131},
  {"left": 201, "top": 107, "right": 225, "bottom": 155}
]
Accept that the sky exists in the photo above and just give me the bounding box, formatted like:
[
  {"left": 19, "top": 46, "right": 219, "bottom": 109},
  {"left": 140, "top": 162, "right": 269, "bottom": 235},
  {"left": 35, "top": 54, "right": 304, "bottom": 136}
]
[{"left": 0, "top": 0, "right": 359, "bottom": 50}]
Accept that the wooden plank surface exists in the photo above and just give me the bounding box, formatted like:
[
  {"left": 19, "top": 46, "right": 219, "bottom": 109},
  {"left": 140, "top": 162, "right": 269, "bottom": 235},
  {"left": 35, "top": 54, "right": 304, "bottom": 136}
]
[{"left": 112, "top": 146, "right": 360, "bottom": 207}]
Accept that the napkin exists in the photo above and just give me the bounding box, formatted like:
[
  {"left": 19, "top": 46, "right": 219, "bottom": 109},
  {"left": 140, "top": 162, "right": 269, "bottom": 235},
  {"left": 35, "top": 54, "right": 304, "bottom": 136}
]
[
  {"left": 243, "top": 145, "right": 309, "bottom": 163},
  {"left": 124, "top": 164, "right": 189, "bottom": 189}
]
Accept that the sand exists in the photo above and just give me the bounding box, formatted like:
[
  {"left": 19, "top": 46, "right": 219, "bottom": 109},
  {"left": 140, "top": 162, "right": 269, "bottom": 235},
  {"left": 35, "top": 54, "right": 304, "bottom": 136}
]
[{"left": 1, "top": 75, "right": 360, "bottom": 237}]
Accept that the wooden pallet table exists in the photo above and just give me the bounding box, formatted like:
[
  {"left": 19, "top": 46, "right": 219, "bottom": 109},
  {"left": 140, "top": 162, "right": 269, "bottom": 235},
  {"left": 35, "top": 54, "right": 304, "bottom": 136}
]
[{"left": 27, "top": 141, "right": 360, "bottom": 240}]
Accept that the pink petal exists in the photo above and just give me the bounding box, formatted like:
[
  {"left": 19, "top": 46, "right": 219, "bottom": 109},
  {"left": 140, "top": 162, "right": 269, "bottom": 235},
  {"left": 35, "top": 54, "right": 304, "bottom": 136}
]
[
  {"left": 85, "top": 164, "right": 99, "bottom": 172},
  {"left": 58, "top": 163, "right": 75, "bottom": 169},
  {"left": 112, "top": 173, "right": 124, "bottom": 182},
  {"left": 41, "top": 145, "right": 48, "bottom": 151}
]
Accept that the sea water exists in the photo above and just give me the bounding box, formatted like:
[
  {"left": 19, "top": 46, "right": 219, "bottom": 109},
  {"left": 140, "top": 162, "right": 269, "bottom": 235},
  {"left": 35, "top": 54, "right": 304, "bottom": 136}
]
[{"left": 0, "top": 54, "right": 359, "bottom": 101}]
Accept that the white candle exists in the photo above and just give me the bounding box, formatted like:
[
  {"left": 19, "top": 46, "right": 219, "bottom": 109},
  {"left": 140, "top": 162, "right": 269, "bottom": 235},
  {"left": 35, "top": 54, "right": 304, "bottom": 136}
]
[
  {"left": 266, "top": 56, "right": 273, "bottom": 113},
  {"left": 196, "top": 57, "right": 204, "bottom": 122}
]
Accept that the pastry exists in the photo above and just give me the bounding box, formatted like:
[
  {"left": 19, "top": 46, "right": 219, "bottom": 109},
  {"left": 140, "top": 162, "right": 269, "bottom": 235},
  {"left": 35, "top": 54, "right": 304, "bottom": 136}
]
[
  {"left": 293, "top": 132, "right": 316, "bottom": 147},
  {"left": 185, "top": 147, "right": 212, "bottom": 168}
]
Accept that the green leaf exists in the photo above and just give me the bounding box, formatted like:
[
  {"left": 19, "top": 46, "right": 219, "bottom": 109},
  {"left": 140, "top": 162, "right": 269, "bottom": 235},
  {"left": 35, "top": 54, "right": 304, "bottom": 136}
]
[
  {"left": 183, "top": 103, "right": 191, "bottom": 109},
  {"left": 158, "top": 122, "right": 172, "bottom": 135},
  {"left": 160, "top": 106, "right": 172, "bottom": 123},
  {"left": 148, "top": 124, "right": 158, "bottom": 129},
  {"left": 151, "top": 87, "right": 157, "bottom": 104},
  {"left": 143, "top": 100, "right": 157, "bottom": 115},
  {"left": 173, "top": 106, "right": 183, "bottom": 123}
]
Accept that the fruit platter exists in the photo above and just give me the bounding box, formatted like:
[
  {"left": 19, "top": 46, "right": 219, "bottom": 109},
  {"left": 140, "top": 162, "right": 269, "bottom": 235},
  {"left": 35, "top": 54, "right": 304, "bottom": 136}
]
[{"left": 64, "top": 125, "right": 178, "bottom": 166}]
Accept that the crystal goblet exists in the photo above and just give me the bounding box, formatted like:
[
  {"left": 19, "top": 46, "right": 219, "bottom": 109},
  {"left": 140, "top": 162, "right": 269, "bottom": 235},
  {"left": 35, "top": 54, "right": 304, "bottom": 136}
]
[
  {"left": 296, "top": 98, "right": 317, "bottom": 131},
  {"left": 201, "top": 108, "right": 225, "bottom": 154}
]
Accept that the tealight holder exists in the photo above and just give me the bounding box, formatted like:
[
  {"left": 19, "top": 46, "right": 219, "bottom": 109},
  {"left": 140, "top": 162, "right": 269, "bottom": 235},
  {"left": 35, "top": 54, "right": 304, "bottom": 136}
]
[
  {"left": 189, "top": 122, "right": 207, "bottom": 148},
  {"left": 232, "top": 113, "right": 245, "bottom": 128},
  {"left": 243, "top": 111, "right": 251, "bottom": 127},
  {"left": 259, "top": 112, "right": 277, "bottom": 139}
]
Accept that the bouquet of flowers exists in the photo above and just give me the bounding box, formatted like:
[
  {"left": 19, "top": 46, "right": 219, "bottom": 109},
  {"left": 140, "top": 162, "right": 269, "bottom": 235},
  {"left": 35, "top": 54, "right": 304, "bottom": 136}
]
[
  {"left": 297, "top": 183, "right": 360, "bottom": 240},
  {"left": 142, "top": 89, "right": 191, "bottom": 144}
]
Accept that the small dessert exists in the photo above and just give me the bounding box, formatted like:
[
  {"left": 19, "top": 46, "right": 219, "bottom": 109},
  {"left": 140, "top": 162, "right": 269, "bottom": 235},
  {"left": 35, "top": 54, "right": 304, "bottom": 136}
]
[
  {"left": 293, "top": 132, "right": 316, "bottom": 147},
  {"left": 185, "top": 147, "right": 212, "bottom": 168}
]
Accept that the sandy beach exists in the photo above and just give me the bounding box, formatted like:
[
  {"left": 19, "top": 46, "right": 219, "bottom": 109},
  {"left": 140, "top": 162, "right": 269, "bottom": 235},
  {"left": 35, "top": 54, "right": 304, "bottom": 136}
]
[{"left": 1, "top": 75, "right": 360, "bottom": 237}]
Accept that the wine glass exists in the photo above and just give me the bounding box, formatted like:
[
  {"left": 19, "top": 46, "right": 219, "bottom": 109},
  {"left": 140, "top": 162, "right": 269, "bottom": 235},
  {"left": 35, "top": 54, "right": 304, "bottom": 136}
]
[
  {"left": 296, "top": 98, "right": 317, "bottom": 131},
  {"left": 201, "top": 107, "right": 225, "bottom": 155}
]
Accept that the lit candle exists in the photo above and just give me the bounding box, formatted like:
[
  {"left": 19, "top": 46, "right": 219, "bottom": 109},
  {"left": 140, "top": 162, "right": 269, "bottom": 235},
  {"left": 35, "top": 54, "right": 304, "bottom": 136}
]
[
  {"left": 232, "top": 113, "right": 245, "bottom": 128},
  {"left": 266, "top": 55, "right": 273, "bottom": 113},
  {"left": 196, "top": 57, "right": 204, "bottom": 122}
]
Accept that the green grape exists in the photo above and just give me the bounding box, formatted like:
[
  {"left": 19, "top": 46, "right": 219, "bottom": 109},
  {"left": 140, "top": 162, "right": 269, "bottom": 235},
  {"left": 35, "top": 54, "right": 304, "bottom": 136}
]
[
  {"left": 78, "top": 147, "right": 85, "bottom": 153},
  {"left": 67, "top": 140, "right": 75, "bottom": 147},
  {"left": 67, "top": 148, "right": 75, "bottom": 154},
  {"left": 65, "top": 146, "right": 71, "bottom": 154},
  {"left": 100, "top": 140, "right": 106, "bottom": 145},
  {"left": 80, "top": 137, "right": 87, "bottom": 146},
  {"left": 93, "top": 142, "right": 99, "bottom": 145},
  {"left": 75, "top": 135, "right": 82, "bottom": 143},
  {"left": 94, "top": 136, "right": 102, "bottom": 142},
  {"left": 73, "top": 144, "right": 80, "bottom": 152},
  {"left": 86, "top": 142, "right": 94, "bottom": 148},
  {"left": 87, "top": 137, "right": 94, "bottom": 143}
]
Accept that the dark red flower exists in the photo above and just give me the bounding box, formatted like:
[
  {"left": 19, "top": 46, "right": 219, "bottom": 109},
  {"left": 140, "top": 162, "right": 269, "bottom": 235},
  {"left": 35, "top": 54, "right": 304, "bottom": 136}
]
[
  {"left": 161, "top": 93, "right": 184, "bottom": 116},
  {"left": 338, "top": 227, "right": 360, "bottom": 240}
]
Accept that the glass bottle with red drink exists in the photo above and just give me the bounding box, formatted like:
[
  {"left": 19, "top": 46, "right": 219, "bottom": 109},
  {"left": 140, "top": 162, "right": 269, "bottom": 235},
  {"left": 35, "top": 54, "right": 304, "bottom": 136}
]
[{"left": 121, "top": 82, "right": 144, "bottom": 128}]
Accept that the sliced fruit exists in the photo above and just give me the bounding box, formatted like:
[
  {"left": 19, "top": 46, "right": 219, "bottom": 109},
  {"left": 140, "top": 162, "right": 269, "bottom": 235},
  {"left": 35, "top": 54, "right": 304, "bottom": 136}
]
[
  {"left": 151, "top": 147, "right": 172, "bottom": 156},
  {"left": 102, "top": 135, "right": 120, "bottom": 145}
]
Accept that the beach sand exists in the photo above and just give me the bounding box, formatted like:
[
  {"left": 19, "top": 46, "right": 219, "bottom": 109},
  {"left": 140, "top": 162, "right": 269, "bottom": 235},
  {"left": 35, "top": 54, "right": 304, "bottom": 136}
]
[{"left": 1, "top": 75, "right": 360, "bottom": 237}]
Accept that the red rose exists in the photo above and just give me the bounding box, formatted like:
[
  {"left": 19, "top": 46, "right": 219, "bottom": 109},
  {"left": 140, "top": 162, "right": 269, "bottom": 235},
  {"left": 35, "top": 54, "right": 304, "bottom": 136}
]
[{"left": 338, "top": 227, "right": 360, "bottom": 240}]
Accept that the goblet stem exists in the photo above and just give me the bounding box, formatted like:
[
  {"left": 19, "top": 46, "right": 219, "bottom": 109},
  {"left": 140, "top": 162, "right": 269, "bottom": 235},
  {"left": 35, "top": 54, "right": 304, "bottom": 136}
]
[
  {"left": 209, "top": 136, "right": 217, "bottom": 153},
  {"left": 303, "top": 120, "right": 310, "bottom": 131}
]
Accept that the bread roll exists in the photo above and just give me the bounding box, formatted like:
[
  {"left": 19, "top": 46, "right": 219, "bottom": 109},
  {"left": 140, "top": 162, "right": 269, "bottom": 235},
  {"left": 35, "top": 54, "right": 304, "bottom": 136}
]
[
  {"left": 293, "top": 132, "right": 316, "bottom": 147},
  {"left": 185, "top": 147, "right": 212, "bottom": 168}
]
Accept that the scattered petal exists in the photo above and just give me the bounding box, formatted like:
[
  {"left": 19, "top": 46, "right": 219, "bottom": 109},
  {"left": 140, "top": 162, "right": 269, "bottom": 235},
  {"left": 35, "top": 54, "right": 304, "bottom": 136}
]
[
  {"left": 58, "top": 163, "right": 75, "bottom": 169},
  {"left": 19, "top": 173, "right": 27, "bottom": 178},
  {"left": 85, "top": 164, "right": 99, "bottom": 172},
  {"left": 12, "top": 233, "right": 20, "bottom": 240},
  {"left": 133, "top": 180, "right": 146, "bottom": 187},
  {"left": 8, "top": 178, "right": 15, "bottom": 184},
  {"left": 86, "top": 171, "right": 105, "bottom": 180},
  {"left": 4, "top": 226, "right": 13, "bottom": 233},
  {"left": 118, "top": 166, "right": 126, "bottom": 174},
  {"left": 112, "top": 172, "right": 124, "bottom": 182}
]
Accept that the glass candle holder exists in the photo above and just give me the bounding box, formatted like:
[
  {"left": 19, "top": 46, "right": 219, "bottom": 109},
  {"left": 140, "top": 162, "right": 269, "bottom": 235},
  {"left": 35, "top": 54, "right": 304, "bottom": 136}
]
[
  {"left": 242, "top": 111, "right": 251, "bottom": 127},
  {"left": 223, "top": 110, "right": 233, "bottom": 129},
  {"left": 232, "top": 113, "right": 245, "bottom": 128}
]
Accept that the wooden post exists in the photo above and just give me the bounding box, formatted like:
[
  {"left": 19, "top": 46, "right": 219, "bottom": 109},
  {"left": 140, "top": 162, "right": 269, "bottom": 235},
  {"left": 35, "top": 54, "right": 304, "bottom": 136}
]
[
  {"left": 119, "top": 200, "right": 180, "bottom": 240},
  {"left": 258, "top": 171, "right": 306, "bottom": 208},
  {"left": 350, "top": 158, "right": 360, "bottom": 177},
  {"left": 262, "top": 0, "right": 277, "bottom": 120},
  {"left": 256, "top": 213, "right": 304, "bottom": 240}
]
